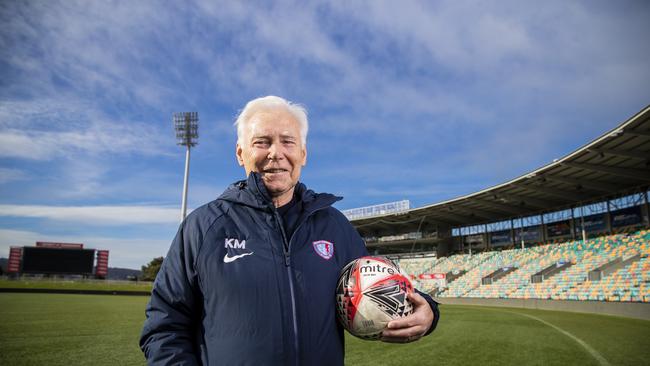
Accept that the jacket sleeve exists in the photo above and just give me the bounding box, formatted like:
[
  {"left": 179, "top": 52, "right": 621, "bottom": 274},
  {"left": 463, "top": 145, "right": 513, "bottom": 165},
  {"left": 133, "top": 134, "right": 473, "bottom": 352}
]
[
  {"left": 416, "top": 289, "right": 440, "bottom": 336},
  {"left": 140, "top": 220, "right": 202, "bottom": 365}
]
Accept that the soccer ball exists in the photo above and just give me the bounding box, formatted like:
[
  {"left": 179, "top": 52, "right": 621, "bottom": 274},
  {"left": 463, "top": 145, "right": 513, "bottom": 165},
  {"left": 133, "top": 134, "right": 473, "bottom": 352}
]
[{"left": 335, "top": 256, "right": 414, "bottom": 340}]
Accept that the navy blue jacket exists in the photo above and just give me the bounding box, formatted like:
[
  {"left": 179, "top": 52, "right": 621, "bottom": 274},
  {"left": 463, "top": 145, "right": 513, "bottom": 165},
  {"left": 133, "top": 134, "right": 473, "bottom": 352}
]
[{"left": 140, "top": 173, "right": 438, "bottom": 365}]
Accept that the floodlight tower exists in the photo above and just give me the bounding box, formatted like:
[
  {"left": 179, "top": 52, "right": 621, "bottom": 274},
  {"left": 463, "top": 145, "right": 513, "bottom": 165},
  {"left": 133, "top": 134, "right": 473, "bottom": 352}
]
[{"left": 173, "top": 112, "right": 199, "bottom": 221}]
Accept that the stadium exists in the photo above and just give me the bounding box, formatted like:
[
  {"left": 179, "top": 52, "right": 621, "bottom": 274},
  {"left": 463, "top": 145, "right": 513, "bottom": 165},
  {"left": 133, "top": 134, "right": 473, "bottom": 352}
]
[
  {"left": 2, "top": 2, "right": 649, "bottom": 365},
  {"left": 345, "top": 105, "right": 650, "bottom": 318},
  {"left": 2, "top": 106, "right": 649, "bottom": 366}
]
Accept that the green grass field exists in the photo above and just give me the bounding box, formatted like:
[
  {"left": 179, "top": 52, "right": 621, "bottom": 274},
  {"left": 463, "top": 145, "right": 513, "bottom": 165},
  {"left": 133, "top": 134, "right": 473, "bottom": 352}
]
[
  {"left": 1, "top": 293, "right": 648, "bottom": 366},
  {"left": 0, "top": 278, "right": 153, "bottom": 292}
]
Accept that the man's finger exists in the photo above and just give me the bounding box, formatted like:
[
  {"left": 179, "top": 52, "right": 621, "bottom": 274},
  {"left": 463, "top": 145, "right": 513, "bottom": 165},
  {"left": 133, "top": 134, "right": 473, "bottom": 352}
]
[
  {"left": 386, "top": 291, "right": 427, "bottom": 330},
  {"left": 407, "top": 291, "right": 428, "bottom": 306},
  {"left": 381, "top": 324, "right": 422, "bottom": 338},
  {"left": 386, "top": 314, "right": 418, "bottom": 330}
]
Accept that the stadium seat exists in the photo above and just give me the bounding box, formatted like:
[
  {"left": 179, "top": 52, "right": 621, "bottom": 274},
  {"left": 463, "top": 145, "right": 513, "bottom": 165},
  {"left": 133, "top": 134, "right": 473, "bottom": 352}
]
[{"left": 401, "top": 229, "right": 649, "bottom": 303}]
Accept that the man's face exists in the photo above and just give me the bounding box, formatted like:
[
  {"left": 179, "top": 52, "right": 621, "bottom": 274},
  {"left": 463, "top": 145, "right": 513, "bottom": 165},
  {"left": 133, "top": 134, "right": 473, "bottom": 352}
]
[{"left": 236, "top": 108, "right": 307, "bottom": 204}]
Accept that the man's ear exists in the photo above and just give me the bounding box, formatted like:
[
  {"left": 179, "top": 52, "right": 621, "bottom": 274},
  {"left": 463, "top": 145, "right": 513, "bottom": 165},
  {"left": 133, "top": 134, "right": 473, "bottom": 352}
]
[
  {"left": 236, "top": 144, "right": 245, "bottom": 166},
  {"left": 301, "top": 146, "right": 307, "bottom": 166}
]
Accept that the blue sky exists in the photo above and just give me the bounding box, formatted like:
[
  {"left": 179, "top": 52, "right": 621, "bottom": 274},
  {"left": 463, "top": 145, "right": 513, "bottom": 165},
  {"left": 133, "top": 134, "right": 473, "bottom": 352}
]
[{"left": 1, "top": 0, "right": 649, "bottom": 269}]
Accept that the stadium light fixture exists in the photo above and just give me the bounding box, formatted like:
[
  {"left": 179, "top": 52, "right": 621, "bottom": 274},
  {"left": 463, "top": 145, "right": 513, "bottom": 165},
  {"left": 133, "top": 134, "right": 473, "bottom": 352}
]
[{"left": 173, "top": 112, "right": 199, "bottom": 222}]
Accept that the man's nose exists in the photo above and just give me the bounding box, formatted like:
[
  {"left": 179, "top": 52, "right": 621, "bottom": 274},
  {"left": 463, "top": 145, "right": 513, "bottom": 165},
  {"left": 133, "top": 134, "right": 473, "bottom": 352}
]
[{"left": 268, "top": 143, "right": 282, "bottom": 160}]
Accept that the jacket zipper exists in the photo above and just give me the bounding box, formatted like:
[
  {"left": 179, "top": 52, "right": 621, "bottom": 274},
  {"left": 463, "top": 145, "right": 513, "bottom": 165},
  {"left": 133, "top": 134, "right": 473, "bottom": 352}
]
[
  {"left": 273, "top": 209, "right": 300, "bottom": 366},
  {"left": 272, "top": 205, "right": 330, "bottom": 366}
]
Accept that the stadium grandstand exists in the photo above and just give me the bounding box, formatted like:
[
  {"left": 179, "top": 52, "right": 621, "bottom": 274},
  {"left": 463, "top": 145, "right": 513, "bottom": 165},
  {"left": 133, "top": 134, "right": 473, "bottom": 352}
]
[{"left": 345, "top": 105, "right": 650, "bottom": 307}]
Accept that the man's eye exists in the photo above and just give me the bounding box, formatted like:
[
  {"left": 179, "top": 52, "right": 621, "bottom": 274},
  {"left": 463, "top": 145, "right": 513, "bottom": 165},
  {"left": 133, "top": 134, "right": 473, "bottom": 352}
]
[{"left": 254, "top": 140, "right": 269, "bottom": 146}]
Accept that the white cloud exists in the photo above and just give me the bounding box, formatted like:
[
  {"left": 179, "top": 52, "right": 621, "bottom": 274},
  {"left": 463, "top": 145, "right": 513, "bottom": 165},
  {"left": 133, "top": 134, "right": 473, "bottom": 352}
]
[
  {"left": 0, "top": 204, "right": 182, "bottom": 225},
  {"left": 324, "top": 1, "right": 534, "bottom": 73},
  {"left": 0, "top": 0, "right": 648, "bottom": 222},
  {"left": 0, "top": 124, "right": 170, "bottom": 160},
  {"left": 4, "top": 0, "right": 644, "bottom": 130},
  {"left": 0, "top": 229, "right": 41, "bottom": 246},
  {"left": 0, "top": 1, "right": 179, "bottom": 106},
  {"left": 0, "top": 99, "right": 173, "bottom": 160}
]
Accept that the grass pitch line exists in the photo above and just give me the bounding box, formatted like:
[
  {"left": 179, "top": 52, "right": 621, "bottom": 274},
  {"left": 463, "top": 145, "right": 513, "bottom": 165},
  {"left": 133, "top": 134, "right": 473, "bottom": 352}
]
[{"left": 514, "top": 312, "right": 611, "bottom": 366}]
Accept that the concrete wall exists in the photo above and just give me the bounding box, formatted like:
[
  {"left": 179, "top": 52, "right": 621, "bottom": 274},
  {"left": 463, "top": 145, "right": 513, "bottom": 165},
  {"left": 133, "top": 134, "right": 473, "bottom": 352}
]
[{"left": 437, "top": 297, "right": 650, "bottom": 321}]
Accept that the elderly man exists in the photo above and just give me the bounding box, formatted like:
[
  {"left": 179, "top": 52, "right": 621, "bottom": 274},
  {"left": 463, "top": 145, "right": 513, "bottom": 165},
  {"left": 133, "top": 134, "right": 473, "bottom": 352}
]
[{"left": 140, "top": 96, "right": 439, "bottom": 365}]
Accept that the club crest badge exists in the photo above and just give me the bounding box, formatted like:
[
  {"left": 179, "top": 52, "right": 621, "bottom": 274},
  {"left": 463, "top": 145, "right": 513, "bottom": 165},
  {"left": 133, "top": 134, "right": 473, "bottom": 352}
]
[{"left": 313, "top": 240, "right": 334, "bottom": 260}]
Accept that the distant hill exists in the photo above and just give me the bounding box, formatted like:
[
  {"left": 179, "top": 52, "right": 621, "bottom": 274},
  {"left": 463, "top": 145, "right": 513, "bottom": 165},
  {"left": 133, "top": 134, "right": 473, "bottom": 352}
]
[
  {"left": 107, "top": 267, "right": 141, "bottom": 280},
  {"left": 0, "top": 258, "right": 140, "bottom": 280}
]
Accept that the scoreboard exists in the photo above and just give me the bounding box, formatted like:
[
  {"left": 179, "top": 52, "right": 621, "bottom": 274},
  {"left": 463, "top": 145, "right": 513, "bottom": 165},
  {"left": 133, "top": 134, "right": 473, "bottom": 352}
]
[
  {"left": 8, "top": 242, "right": 108, "bottom": 277},
  {"left": 21, "top": 247, "right": 96, "bottom": 275}
]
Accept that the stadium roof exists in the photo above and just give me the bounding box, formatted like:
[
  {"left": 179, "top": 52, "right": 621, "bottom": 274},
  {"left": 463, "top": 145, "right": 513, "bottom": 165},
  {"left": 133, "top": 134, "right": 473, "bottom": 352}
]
[{"left": 352, "top": 105, "right": 650, "bottom": 236}]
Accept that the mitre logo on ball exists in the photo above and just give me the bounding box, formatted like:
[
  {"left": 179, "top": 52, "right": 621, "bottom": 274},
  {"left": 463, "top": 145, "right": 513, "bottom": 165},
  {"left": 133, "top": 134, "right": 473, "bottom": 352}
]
[{"left": 335, "top": 256, "right": 414, "bottom": 340}]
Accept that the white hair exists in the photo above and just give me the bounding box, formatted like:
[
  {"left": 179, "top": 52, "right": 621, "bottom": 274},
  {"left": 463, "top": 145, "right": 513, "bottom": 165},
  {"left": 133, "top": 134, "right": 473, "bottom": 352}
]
[{"left": 234, "top": 96, "right": 309, "bottom": 145}]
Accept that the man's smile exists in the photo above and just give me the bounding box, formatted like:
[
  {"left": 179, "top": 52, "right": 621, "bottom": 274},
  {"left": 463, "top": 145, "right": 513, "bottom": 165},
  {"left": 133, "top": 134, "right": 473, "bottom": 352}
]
[{"left": 262, "top": 168, "right": 289, "bottom": 174}]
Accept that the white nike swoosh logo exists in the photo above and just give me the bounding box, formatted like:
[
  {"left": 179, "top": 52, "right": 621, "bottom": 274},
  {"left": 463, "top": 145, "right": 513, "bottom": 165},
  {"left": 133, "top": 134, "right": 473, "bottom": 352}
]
[{"left": 223, "top": 252, "right": 254, "bottom": 263}]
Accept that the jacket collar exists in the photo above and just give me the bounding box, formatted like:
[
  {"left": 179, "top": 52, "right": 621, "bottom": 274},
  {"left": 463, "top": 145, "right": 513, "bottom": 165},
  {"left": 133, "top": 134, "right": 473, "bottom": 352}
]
[{"left": 218, "top": 172, "right": 342, "bottom": 212}]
